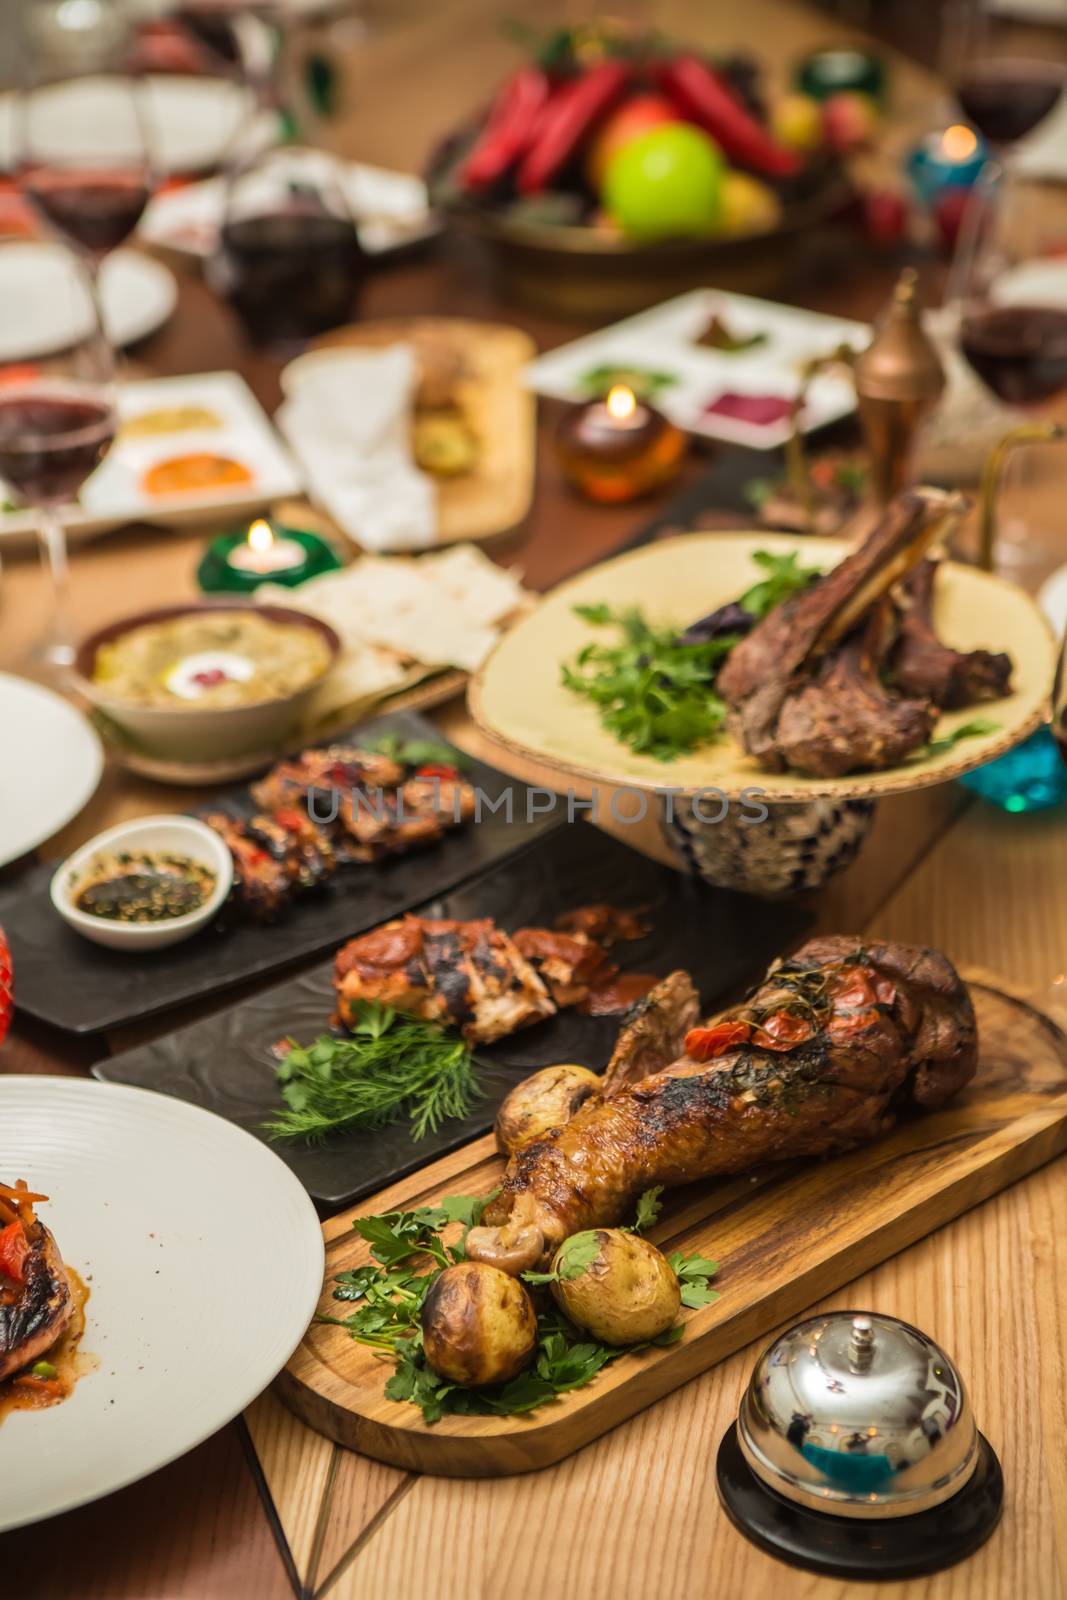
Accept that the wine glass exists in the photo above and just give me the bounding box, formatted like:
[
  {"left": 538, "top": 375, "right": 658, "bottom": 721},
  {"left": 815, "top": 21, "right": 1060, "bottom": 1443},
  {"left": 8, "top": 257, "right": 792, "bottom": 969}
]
[
  {"left": 944, "top": 0, "right": 1066, "bottom": 154},
  {"left": 16, "top": 70, "right": 155, "bottom": 290},
  {"left": 211, "top": 143, "right": 363, "bottom": 348},
  {"left": 945, "top": 160, "right": 1067, "bottom": 573},
  {"left": 0, "top": 239, "right": 117, "bottom": 675}
]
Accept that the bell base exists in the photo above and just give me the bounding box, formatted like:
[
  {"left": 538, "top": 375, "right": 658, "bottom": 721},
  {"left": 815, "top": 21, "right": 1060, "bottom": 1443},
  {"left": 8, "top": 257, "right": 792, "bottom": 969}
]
[{"left": 716, "top": 1422, "right": 1003, "bottom": 1581}]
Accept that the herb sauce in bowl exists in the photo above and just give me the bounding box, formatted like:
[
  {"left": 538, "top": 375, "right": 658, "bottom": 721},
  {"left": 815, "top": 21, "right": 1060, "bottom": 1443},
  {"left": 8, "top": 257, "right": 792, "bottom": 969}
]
[{"left": 72, "top": 850, "right": 217, "bottom": 924}]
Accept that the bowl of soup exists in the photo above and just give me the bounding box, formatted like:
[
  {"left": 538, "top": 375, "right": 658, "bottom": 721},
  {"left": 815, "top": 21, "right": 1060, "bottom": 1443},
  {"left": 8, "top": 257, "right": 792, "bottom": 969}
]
[{"left": 74, "top": 601, "right": 340, "bottom": 763}]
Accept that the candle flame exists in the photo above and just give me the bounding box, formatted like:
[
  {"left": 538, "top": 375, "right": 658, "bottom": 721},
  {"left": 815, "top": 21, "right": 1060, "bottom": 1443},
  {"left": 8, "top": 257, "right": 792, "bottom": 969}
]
[
  {"left": 942, "top": 124, "right": 978, "bottom": 161},
  {"left": 606, "top": 384, "right": 637, "bottom": 420},
  {"left": 248, "top": 518, "right": 274, "bottom": 555}
]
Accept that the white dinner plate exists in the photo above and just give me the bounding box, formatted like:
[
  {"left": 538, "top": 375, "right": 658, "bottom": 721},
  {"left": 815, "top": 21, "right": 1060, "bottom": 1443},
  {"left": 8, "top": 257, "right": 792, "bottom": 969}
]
[
  {"left": 0, "top": 1076, "right": 324, "bottom": 1533},
  {"left": 0, "top": 76, "right": 256, "bottom": 180},
  {"left": 0, "top": 242, "right": 177, "bottom": 361},
  {"left": 0, "top": 676, "right": 103, "bottom": 868}
]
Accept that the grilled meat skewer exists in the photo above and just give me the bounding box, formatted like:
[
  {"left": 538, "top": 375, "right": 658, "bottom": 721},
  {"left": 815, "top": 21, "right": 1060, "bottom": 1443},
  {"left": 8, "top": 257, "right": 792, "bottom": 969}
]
[
  {"left": 333, "top": 913, "right": 624, "bottom": 1046},
  {"left": 466, "top": 939, "right": 977, "bottom": 1273}
]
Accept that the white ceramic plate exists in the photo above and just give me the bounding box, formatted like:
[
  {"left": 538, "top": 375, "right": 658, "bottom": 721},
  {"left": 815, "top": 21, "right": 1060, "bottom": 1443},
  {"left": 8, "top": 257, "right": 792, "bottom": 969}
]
[
  {"left": 0, "top": 371, "right": 302, "bottom": 546},
  {"left": 0, "top": 676, "right": 103, "bottom": 868},
  {"left": 0, "top": 76, "right": 256, "bottom": 180},
  {"left": 0, "top": 242, "right": 177, "bottom": 361},
  {"left": 0, "top": 1076, "right": 324, "bottom": 1533},
  {"left": 522, "top": 288, "right": 868, "bottom": 450},
  {"left": 141, "top": 161, "right": 438, "bottom": 258}
]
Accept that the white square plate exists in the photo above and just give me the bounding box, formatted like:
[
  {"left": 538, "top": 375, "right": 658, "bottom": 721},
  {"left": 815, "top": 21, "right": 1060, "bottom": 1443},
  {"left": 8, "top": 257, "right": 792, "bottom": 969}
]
[
  {"left": 0, "top": 371, "right": 302, "bottom": 547},
  {"left": 523, "top": 288, "right": 868, "bottom": 449}
]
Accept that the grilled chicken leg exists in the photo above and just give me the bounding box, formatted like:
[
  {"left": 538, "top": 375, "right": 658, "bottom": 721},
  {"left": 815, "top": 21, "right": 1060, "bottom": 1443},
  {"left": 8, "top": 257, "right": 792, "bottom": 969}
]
[{"left": 466, "top": 939, "right": 977, "bottom": 1273}]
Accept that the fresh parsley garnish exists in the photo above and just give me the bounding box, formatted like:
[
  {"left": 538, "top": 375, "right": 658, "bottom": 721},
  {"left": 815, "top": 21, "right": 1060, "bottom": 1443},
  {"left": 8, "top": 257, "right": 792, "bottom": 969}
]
[
  {"left": 522, "top": 1230, "right": 602, "bottom": 1285},
  {"left": 668, "top": 1251, "right": 721, "bottom": 1309},
  {"left": 263, "top": 1004, "right": 482, "bottom": 1144},
  {"left": 367, "top": 733, "right": 470, "bottom": 770},
  {"left": 562, "top": 550, "right": 821, "bottom": 762},
  {"left": 737, "top": 549, "right": 822, "bottom": 621},
  {"left": 322, "top": 1201, "right": 723, "bottom": 1423},
  {"left": 629, "top": 1185, "right": 664, "bottom": 1233},
  {"left": 919, "top": 717, "right": 1000, "bottom": 759}
]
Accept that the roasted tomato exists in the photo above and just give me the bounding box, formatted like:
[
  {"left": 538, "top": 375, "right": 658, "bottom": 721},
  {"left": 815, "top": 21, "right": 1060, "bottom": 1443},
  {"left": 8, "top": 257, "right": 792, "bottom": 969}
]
[
  {"left": 751, "top": 1010, "right": 816, "bottom": 1050},
  {"left": 685, "top": 1019, "right": 752, "bottom": 1061},
  {"left": 0, "top": 1220, "right": 29, "bottom": 1285}
]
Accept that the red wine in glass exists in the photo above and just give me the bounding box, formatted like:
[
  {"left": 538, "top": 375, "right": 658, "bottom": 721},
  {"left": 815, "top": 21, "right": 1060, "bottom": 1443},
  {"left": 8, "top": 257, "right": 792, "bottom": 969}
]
[
  {"left": 959, "top": 304, "right": 1067, "bottom": 406},
  {"left": 20, "top": 166, "right": 152, "bottom": 260},
  {"left": 218, "top": 209, "right": 364, "bottom": 345},
  {"left": 954, "top": 61, "right": 1064, "bottom": 145},
  {"left": 0, "top": 385, "right": 116, "bottom": 506}
]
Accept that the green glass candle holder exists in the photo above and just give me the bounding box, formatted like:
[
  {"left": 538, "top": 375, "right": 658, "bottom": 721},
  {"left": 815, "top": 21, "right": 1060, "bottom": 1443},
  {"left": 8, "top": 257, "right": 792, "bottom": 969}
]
[
  {"left": 796, "top": 47, "right": 887, "bottom": 105},
  {"left": 197, "top": 522, "right": 344, "bottom": 595}
]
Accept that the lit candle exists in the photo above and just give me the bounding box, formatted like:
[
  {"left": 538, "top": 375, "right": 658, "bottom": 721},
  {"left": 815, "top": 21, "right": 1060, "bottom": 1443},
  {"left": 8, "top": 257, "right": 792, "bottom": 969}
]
[
  {"left": 554, "top": 384, "right": 687, "bottom": 504},
  {"left": 906, "top": 124, "right": 988, "bottom": 208},
  {"left": 227, "top": 519, "right": 307, "bottom": 576},
  {"left": 197, "top": 519, "right": 343, "bottom": 595}
]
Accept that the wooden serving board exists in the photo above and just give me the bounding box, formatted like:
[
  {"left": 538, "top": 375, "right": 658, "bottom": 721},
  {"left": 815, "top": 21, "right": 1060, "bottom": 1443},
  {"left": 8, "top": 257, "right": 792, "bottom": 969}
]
[{"left": 278, "top": 978, "right": 1067, "bottom": 1476}]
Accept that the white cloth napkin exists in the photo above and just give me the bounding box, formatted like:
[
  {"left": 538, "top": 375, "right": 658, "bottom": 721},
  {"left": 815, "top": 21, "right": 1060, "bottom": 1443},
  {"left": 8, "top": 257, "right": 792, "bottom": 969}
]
[{"left": 276, "top": 346, "right": 437, "bottom": 552}]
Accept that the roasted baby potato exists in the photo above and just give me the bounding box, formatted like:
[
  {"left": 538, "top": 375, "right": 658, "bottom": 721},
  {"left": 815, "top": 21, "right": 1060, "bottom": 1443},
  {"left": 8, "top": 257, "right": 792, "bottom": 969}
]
[
  {"left": 495, "top": 1063, "right": 602, "bottom": 1155},
  {"left": 550, "top": 1229, "right": 680, "bottom": 1346},
  {"left": 421, "top": 1262, "right": 537, "bottom": 1386}
]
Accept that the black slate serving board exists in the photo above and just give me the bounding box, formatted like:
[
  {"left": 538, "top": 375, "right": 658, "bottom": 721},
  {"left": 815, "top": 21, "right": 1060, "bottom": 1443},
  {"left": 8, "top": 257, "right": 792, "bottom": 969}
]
[
  {"left": 95, "top": 823, "right": 812, "bottom": 1206},
  {"left": 0, "top": 711, "right": 560, "bottom": 1036}
]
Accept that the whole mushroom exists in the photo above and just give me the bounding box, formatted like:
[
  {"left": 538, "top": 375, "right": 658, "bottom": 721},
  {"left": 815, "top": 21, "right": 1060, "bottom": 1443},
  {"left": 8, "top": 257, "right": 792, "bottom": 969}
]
[
  {"left": 495, "top": 1063, "right": 601, "bottom": 1155},
  {"left": 421, "top": 1261, "right": 538, "bottom": 1387}
]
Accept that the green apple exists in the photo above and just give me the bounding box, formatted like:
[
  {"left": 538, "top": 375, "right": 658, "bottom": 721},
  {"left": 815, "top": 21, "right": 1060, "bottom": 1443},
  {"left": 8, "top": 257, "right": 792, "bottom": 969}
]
[{"left": 602, "top": 122, "right": 723, "bottom": 241}]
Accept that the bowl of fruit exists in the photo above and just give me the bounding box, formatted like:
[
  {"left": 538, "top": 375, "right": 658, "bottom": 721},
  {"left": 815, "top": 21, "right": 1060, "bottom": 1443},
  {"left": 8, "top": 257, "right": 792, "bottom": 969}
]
[{"left": 428, "top": 24, "right": 860, "bottom": 318}]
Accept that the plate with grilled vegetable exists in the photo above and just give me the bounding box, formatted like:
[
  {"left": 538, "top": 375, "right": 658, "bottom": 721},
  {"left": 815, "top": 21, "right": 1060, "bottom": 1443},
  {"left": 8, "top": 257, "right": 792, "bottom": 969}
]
[
  {"left": 0, "top": 1076, "right": 322, "bottom": 1533},
  {"left": 0, "top": 711, "right": 558, "bottom": 1035},
  {"left": 471, "top": 492, "right": 1056, "bottom": 801},
  {"left": 96, "top": 822, "right": 811, "bottom": 1205}
]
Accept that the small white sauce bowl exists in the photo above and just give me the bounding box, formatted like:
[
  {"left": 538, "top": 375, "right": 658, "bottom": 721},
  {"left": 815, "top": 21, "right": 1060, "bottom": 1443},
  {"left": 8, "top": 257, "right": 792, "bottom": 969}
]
[{"left": 50, "top": 814, "right": 233, "bottom": 951}]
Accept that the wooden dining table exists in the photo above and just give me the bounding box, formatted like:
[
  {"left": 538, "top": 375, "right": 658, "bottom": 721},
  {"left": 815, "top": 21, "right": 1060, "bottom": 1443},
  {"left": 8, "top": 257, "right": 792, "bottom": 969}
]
[{"left": 3, "top": 2, "right": 1067, "bottom": 1596}]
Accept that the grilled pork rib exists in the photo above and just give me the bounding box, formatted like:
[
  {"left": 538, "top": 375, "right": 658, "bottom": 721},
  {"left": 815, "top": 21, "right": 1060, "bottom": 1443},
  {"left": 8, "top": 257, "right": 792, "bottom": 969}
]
[
  {"left": 466, "top": 938, "right": 978, "bottom": 1272},
  {"left": 893, "top": 560, "right": 1013, "bottom": 709},
  {"left": 0, "top": 1221, "right": 72, "bottom": 1382}
]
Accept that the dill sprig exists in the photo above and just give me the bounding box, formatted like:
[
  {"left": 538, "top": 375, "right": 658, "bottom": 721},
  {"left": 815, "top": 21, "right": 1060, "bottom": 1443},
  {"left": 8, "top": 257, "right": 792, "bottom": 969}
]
[{"left": 263, "top": 1003, "right": 482, "bottom": 1144}]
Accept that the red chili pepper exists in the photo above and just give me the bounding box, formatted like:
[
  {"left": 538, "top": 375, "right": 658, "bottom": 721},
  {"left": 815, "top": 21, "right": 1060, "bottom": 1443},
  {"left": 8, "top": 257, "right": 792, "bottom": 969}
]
[
  {"left": 655, "top": 56, "right": 801, "bottom": 179},
  {"left": 461, "top": 66, "right": 553, "bottom": 191},
  {"left": 751, "top": 1011, "right": 815, "bottom": 1051},
  {"left": 517, "top": 61, "right": 630, "bottom": 194},
  {"left": 685, "top": 1019, "right": 752, "bottom": 1062},
  {"left": 0, "top": 1220, "right": 28, "bottom": 1286},
  {"left": 414, "top": 763, "right": 460, "bottom": 781}
]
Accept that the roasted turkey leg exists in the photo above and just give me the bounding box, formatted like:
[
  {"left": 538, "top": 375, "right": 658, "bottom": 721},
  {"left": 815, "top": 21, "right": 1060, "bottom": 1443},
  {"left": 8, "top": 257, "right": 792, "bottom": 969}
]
[{"left": 466, "top": 939, "right": 977, "bottom": 1273}]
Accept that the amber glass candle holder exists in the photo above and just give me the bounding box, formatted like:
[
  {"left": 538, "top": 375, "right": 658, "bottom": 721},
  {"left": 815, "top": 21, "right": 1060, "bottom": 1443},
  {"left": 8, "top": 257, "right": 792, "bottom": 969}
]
[{"left": 554, "top": 385, "right": 688, "bottom": 504}]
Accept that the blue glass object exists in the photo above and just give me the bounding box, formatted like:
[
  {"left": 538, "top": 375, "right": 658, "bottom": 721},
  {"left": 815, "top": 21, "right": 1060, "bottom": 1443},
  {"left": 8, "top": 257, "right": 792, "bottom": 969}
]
[
  {"left": 906, "top": 126, "right": 988, "bottom": 207},
  {"left": 958, "top": 726, "right": 1067, "bottom": 812}
]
